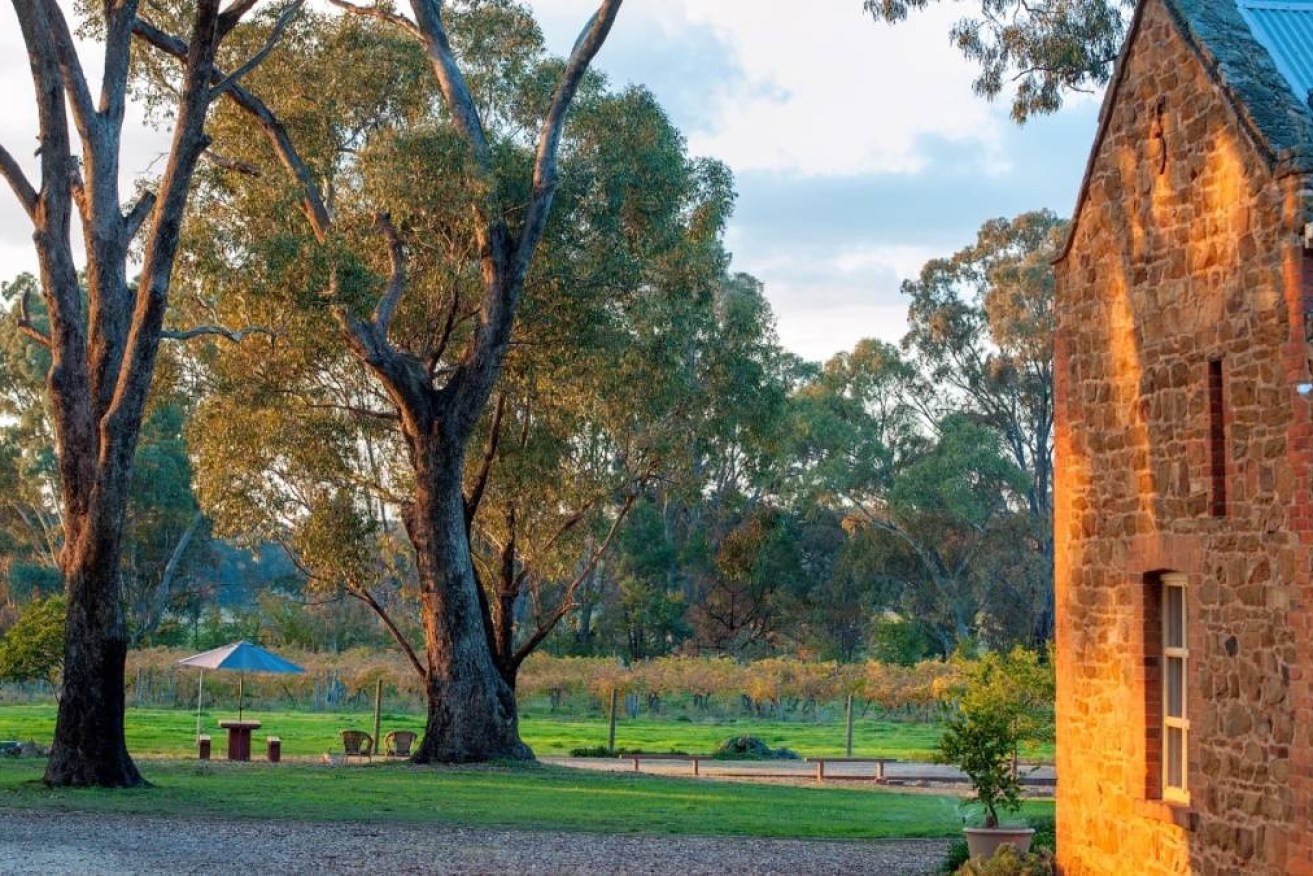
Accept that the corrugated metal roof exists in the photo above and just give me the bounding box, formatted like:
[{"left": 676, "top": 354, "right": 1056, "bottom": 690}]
[{"left": 1236, "top": 0, "right": 1313, "bottom": 104}]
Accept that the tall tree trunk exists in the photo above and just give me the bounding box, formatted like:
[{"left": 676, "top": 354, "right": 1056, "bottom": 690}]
[
  {"left": 408, "top": 446, "right": 530, "bottom": 762},
  {"left": 46, "top": 532, "right": 141, "bottom": 786}
]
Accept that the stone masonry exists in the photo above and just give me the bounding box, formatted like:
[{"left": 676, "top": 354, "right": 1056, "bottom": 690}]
[{"left": 1054, "top": 0, "right": 1313, "bottom": 873}]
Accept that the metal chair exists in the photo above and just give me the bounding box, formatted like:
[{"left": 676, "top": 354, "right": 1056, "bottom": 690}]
[
  {"left": 384, "top": 730, "right": 417, "bottom": 758},
  {"left": 340, "top": 730, "right": 374, "bottom": 763}
]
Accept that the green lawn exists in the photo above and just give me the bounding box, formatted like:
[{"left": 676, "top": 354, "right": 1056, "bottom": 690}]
[
  {"left": 0, "top": 703, "right": 1056, "bottom": 762},
  {"left": 0, "top": 757, "right": 1051, "bottom": 839}
]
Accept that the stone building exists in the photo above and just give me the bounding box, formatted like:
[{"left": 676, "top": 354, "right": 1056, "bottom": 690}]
[{"left": 1053, "top": 0, "right": 1313, "bottom": 873}]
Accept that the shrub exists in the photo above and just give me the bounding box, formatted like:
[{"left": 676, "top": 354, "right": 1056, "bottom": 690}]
[
  {"left": 1029, "top": 816, "right": 1056, "bottom": 852},
  {"left": 955, "top": 845, "right": 1055, "bottom": 876},
  {"left": 711, "top": 734, "right": 799, "bottom": 760},
  {"left": 941, "top": 838, "right": 970, "bottom": 874},
  {"left": 0, "top": 595, "right": 66, "bottom": 686}
]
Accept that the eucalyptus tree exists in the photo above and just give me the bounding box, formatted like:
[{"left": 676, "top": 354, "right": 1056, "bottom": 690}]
[
  {"left": 598, "top": 272, "right": 797, "bottom": 659},
  {"left": 463, "top": 84, "right": 740, "bottom": 688},
  {"left": 0, "top": 0, "right": 297, "bottom": 785},
  {"left": 146, "top": 0, "right": 664, "bottom": 762},
  {"left": 0, "top": 277, "right": 209, "bottom": 648},
  {"left": 786, "top": 335, "right": 1040, "bottom": 650},
  {"left": 876, "top": 413, "right": 1032, "bottom": 649},
  {"left": 899, "top": 210, "right": 1063, "bottom": 641},
  {"left": 864, "top": 0, "right": 1131, "bottom": 121}
]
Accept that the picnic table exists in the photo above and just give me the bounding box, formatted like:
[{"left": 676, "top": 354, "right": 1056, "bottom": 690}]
[{"left": 218, "top": 720, "right": 261, "bottom": 761}]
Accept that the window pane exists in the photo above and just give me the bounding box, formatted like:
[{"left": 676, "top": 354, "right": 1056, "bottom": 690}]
[
  {"left": 1166, "top": 657, "right": 1184, "bottom": 718},
  {"left": 1166, "top": 727, "right": 1184, "bottom": 789},
  {"left": 1165, "top": 584, "right": 1184, "bottom": 648}
]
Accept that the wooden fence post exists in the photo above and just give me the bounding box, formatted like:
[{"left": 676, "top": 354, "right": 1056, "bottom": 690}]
[
  {"left": 845, "top": 694, "right": 855, "bottom": 757},
  {"left": 607, "top": 688, "right": 618, "bottom": 753}
]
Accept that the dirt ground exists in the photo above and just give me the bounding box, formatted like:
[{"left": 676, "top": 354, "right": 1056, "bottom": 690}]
[{"left": 0, "top": 809, "right": 951, "bottom": 875}]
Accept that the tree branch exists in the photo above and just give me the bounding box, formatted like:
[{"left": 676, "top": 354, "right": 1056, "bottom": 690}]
[
  {"left": 218, "top": 0, "right": 262, "bottom": 36},
  {"left": 441, "top": 0, "right": 622, "bottom": 431},
  {"left": 17, "top": 281, "right": 51, "bottom": 348},
  {"left": 160, "top": 324, "right": 278, "bottom": 342},
  {"left": 427, "top": 295, "right": 464, "bottom": 375},
  {"left": 300, "top": 401, "right": 401, "bottom": 422},
  {"left": 510, "top": 490, "right": 636, "bottom": 670},
  {"left": 0, "top": 144, "right": 37, "bottom": 218},
  {"left": 203, "top": 149, "right": 263, "bottom": 176},
  {"left": 210, "top": 0, "right": 306, "bottom": 98},
  {"left": 40, "top": 0, "right": 98, "bottom": 140},
  {"left": 133, "top": 17, "right": 333, "bottom": 240},
  {"left": 407, "top": 0, "right": 494, "bottom": 175},
  {"left": 371, "top": 212, "right": 406, "bottom": 336},
  {"left": 464, "top": 392, "right": 506, "bottom": 529},
  {"left": 123, "top": 191, "right": 157, "bottom": 243},
  {"left": 511, "top": 0, "right": 622, "bottom": 285},
  {"left": 329, "top": 0, "right": 422, "bottom": 39},
  {"left": 352, "top": 585, "right": 428, "bottom": 681}
]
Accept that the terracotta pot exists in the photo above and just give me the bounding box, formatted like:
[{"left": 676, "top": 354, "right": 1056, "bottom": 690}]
[{"left": 963, "top": 826, "right": 1035, "bottom": 859}]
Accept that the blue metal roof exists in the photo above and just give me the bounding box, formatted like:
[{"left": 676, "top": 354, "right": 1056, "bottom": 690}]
[{"left": 1236, "top": 0, "right": 1313, "bottom": 104}]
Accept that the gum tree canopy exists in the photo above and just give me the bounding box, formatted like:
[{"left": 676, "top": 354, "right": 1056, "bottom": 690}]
[
  {"left": 864, "top": 0, "right": 1132, "bottom": 121},
  {"left": 1, "top": 0, "right": 299, "bottom": 787},
  {"left": 141, "top": 0, "right": 625, "bottom": 761}
]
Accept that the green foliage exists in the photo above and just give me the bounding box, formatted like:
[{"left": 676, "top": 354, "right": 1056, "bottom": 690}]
[
  {"left": 938, "top": 699, "right": 1022, "bottom": 828},
  {"left": 942, "top": 838, "right": 971, "bottom": 874},
  {"left": 864, "top": 0, "right": 1132, "bottom": 122},
  {"left": 869, "top": 616, "right": 941, "bottom": 666},
  {"left": 935, "top": 647, "right": 1054, "bottom": 828},
  {"left": 0, "top": 595, "right": 66, "bottom": 685},
  {"left": 955, "top": 845, "right": 1055, "bottom": 876},
  {"left": 1029, "top": 815, "right": 1056, "bottom": 852}
]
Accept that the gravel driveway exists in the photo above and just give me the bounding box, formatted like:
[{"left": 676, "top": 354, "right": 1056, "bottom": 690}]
[{"left": 0, "top": 809, "right": 950, "bottom": 875}]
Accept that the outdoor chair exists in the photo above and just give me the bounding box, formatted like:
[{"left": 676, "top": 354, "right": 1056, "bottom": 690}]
[
  {"left": 384, "top": 730, "right": 417, "bottom": 758},
  {"left": 341, "top": 730, "right": 374, "bottom": 763}
]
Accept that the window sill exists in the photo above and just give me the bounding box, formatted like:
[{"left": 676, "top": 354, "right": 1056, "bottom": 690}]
[{"left": 1133, "top": 799, "right": 1195, "bottom": 830}]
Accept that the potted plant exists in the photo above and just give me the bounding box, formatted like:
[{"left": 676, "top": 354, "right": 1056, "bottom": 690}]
[
  {"left": 937, "top": 707, "right": 1034, "bottom": 857},
  {"left": 936, "top": 648, "right": 1053, "bottom": 859}
]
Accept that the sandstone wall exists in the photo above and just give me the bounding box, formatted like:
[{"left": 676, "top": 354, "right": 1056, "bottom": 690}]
[{"left": 1054, "top": 0, "right": 1313, "bottom": 873}]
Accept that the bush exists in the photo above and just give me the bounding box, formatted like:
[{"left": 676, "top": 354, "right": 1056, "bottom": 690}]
[
  {"left": 0, "top": 595, "right": 65, "bottom": 686},
  {"left": 955, "top": 845, "right": 1054, "bottom": 876},
  {"left": 941, "top": 838, "right": 970, "bottom": 873},
  {"left": 711, "top": 734, "right": 799, "bottom": 760},
  {"left": 1029, "top": 816, "right": 1056, "bottom": 852}
]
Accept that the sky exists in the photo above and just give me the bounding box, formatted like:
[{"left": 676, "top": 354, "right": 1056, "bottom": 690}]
[{"left": 0, "top": 0, "right": 1102, "bottom": 364}]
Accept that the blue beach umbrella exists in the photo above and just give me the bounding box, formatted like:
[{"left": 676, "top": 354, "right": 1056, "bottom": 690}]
[{"left": 178, "top": 641, "right": 304, "bottom": 732}]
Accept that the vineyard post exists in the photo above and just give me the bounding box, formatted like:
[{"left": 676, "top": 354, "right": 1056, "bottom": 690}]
[
  {"left": 607, "top": 688, "right": 618, "bottom": 753},
  {"left": 845, "top": 694, "right": 854, "bottom": 757},
  {"left": 372, "top": 678, "right": 383, "bottom": 754}
]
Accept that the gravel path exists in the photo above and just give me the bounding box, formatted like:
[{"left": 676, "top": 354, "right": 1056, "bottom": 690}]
[{"left": 0, "top": 809, "right": 950, "bottom": 875}]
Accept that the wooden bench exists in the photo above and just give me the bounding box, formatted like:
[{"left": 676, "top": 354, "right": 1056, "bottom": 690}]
[
  {"left": 620, "top": 753, "right": 707, "bottom": 776},
  {"left": 805, "top": 756, "right": 898, "bottom": 783}
]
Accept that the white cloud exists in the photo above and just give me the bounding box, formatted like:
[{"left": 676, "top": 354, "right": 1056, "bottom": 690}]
[
  {"left": 533, "top": 0, "right": 1004, "bottom": 177},
  {"left": 735, "top": 240, "right": 937, "bottom": 362}
]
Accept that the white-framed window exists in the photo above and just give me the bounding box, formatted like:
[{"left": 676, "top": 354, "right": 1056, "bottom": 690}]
[{"left": 1162, "top": 572, "right": 1189, "bottom": 802}]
